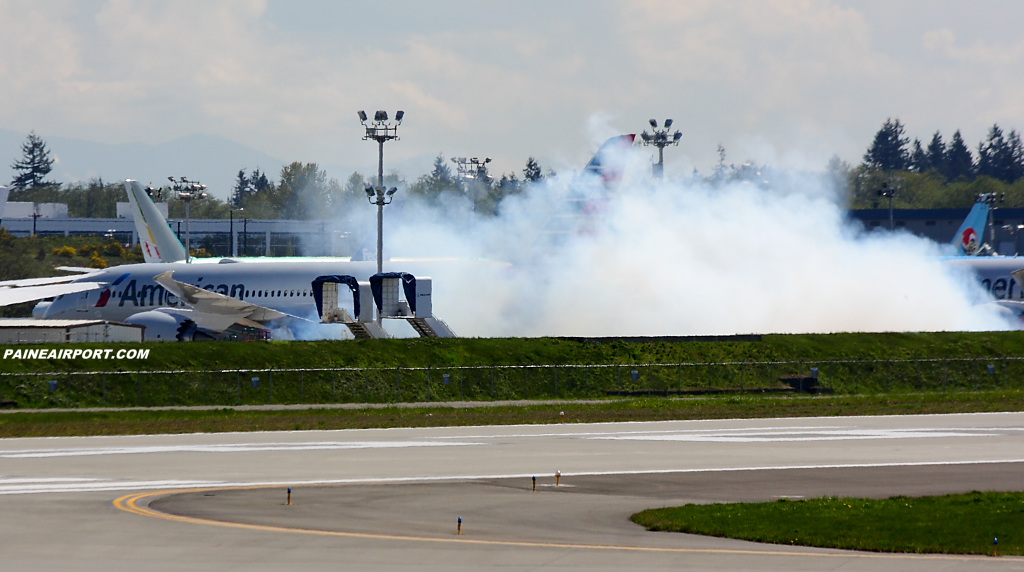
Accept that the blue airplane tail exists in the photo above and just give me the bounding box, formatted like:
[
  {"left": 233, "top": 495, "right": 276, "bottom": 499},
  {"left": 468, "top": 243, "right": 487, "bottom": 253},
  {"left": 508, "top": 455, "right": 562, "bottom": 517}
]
[{"left": 948, "top": 197, "right": 990, "bottom": 256}]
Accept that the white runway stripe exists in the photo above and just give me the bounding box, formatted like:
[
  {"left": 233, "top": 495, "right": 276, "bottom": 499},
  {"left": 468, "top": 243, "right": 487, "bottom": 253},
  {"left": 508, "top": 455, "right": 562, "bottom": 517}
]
[
  {"left": 434, "top": 425, "right": 1024, "bottom": 441},
  {"left": 0, "top": 440, "right": 483, "bottom": 459},
  {"left": 596, "top": 428, "right": 1003, "bottom": 443},
  {"left": 3, "top": 458, "right": 1024, "bottom": 495},
  {"left": 0, "top": 478, "right": 222, "bottom": 495}
]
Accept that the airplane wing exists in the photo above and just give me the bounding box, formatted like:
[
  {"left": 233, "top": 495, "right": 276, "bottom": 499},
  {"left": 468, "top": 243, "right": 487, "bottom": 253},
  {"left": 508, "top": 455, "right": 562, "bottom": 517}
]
[
  {"left": 0, "top": 281, "right": 103, "bottom": 307},
  {"left": 154, "top": 271, "right": 309, "bottom": 328},
  {"left": 55, "top": 266, "right": 102, "bottom": 274},
  {"left": 125, "top": 179, "right": 188, "bottom": 263}
]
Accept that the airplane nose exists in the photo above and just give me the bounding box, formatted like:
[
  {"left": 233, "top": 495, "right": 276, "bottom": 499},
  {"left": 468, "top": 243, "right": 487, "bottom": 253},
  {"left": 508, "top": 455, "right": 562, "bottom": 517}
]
[{"left": 32, "top": 301, "right": 52, "bottom": 319}]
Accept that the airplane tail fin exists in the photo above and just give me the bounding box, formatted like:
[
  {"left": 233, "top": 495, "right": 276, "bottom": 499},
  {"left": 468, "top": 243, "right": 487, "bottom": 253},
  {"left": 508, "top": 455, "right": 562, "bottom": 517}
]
[
  {"left": 948, "top": 197, "right": 990, "bottom": 256},
  {"left": 581, "top": 134, "right": 636, "bottom": 186},
  {"left": 125, "top": 180, "right": 188, "bottom": 263}
]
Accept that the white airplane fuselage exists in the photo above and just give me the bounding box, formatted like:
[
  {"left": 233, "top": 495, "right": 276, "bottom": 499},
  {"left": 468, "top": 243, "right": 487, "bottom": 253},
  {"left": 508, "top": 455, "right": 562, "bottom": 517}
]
[
  {"left": 39, "top": 259, "right": 471, "bottom": 322},
  {"left": 945, "top": 256, "right": 1024, "bottom": 301}
]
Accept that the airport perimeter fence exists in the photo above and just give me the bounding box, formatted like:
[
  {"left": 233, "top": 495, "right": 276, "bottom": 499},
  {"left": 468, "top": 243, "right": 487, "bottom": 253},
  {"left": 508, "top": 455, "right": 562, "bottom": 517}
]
[{"left": 3, "top": 357, "right": 1024, "bottom": 409}]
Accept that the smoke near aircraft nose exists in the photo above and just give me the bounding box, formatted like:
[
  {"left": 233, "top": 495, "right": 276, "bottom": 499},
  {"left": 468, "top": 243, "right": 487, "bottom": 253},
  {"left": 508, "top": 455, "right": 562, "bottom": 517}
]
[{"left": 380, "top": 144, "right": 1008, "bottom": 338}]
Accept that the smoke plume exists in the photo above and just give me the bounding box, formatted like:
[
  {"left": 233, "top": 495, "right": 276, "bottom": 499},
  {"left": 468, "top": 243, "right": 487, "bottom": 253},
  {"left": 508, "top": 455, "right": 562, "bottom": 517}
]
[{"left": 376, "top": 140, "right": 1007, "bottom": 338}]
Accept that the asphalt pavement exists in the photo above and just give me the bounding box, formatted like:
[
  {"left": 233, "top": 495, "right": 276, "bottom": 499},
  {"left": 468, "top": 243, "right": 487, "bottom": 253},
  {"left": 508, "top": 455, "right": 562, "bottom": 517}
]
[{"left": 1, "top": 412, "right": 1023, "bottom": 570}]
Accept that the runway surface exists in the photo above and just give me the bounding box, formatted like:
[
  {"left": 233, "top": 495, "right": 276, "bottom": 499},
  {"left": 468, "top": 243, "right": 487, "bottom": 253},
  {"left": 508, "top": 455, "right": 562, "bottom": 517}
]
[{"left": 2, "top": 412, "right": 1024, "bottom": 570}]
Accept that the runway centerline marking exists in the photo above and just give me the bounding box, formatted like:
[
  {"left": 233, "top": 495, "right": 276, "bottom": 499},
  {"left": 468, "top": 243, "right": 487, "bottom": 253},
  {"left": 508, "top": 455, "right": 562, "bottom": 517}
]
[
  {"left": 112, "top": 488, "right": 1019, "bottom": 562},
  {"left": 0, "top": 440, "right": 483, "bottom": 459}
]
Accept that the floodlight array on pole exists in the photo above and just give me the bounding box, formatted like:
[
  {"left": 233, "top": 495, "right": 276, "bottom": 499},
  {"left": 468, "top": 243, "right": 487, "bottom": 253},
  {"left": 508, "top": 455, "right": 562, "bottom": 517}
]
[
  {"left": 168, "top": 176, "right": 208, "bottom": 263},
  {"left": 640, "top": 118, "right": 682, "bottom": 179},
  {"left": 357, "top": 109, "right": 403, "bottom": 277},
  {"left": 450, "top": 157, "right": 491, "bottom": 213},
  {"left": 875, "top": 175, "right": 902, "bottom": 230}
]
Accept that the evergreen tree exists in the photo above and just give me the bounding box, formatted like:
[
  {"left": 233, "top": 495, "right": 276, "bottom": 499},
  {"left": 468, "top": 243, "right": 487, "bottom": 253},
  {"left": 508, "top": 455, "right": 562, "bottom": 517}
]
[
  {"left": 430, "top": 154, "right": 453, "bottom": 184},
  {"left": 250, "top": 168, "right": 272, "bottom": 193},
  {"left": 825, "top": 155, "right": 851, "bottom": 195},
  {"left": 409, "top": 154, "right": 459, "bottom": 202},
  {"left": 10, "top": 131, "right": 55, "bottom": 190},
  {"left": 862, "top": 118, "right": 910, "bottom": 171},
  {"left": 944, "top": 129, "right": 974, "bottom": 181},
  {"left": 231, "top": 168, "right": 249, "bottom": 207},
  {"left": 977, "top": 124, "right": 1023, "bottom": 183},
  {"left": 1010, "top": 130, "right": 1024, "bottom": 183},
  {"left": 909, "top": 138, "right": 927, "bottom": 172},
  {"left": 523, "top": 157, "right": 543, "bottom": 182},
  {"left": 925, "top": 131, "right": 945, "bottom": 175}
]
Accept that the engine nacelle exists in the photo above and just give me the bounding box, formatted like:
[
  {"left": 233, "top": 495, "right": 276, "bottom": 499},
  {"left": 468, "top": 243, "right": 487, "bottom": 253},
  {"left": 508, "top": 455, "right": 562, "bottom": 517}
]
[{"left": 125, "top": 310, "right": 200, "bottom": 342}]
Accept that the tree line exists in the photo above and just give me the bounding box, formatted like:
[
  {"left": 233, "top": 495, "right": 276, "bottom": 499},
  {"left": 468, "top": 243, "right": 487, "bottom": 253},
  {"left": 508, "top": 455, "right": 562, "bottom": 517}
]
[
  {"left": 7, "top": 132, "right": 556, "bottom": 221},
  {"left": 843, "top": 118, "right": 1024, "bottom": 209}
]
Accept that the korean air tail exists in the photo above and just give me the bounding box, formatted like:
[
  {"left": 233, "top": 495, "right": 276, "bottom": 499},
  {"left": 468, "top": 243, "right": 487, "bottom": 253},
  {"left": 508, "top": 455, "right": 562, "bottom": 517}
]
[
  {"left": 124, "top": 180, "right": 188, "bottom": 263},
  {"left": 948, "top": 197, "right": 990, "bottom": 256}
]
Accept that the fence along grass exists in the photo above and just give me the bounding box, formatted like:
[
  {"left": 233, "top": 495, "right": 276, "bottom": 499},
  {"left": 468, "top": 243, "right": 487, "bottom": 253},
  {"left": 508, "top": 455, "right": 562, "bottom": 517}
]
[{"left": 1, "top": 358, "right": 1019, "bottom": 409}]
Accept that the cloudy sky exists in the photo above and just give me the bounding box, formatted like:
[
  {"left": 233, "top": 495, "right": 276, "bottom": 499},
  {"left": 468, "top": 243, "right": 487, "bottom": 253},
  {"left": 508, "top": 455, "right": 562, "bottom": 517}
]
[{"left": 2, "top": 0, "right": 1023, "bottom": 188}]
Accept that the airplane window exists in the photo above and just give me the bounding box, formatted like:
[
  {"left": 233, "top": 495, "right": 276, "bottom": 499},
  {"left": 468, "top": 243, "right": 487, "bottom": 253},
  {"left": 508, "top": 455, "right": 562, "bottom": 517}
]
[
  {"left": 245, "top": 290, "right": 249, "bottom": 297},
  {"left": 257, "top": 291, "right": 262, "bottom": 298},
  {"left": 277, "top": 290, "right": 281, "bottom": 297},
  {"left": 290, "top": 290, "right": 294, "bottom": 296}
]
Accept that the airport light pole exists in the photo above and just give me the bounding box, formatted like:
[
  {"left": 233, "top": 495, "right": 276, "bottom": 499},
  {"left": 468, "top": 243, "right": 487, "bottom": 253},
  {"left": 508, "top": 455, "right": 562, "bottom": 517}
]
[
  {"left": 640, "top": 118, "right": 682, "bottom": 179},
  {"left": 876, "top": 175, "right": 902, "bottom": 230},
  {"left": 229, "top": 207, "right": 243, "bottom": 257},
  {"left": 451, "top": 157, "right": 491, "bottom": 213},
  {"left": 169, "top": 176, "right": 208, "bottom": 263},
  {"left": 982, "top": 192, "right": 1005, "bottom": 251},
  {"left": 358, "top": 110, "right": 403, "bottom": 275}
]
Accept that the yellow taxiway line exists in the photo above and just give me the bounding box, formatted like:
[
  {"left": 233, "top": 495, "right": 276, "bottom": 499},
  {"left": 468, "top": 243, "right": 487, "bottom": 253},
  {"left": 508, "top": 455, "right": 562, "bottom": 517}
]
[{"left": 113, "top": 486, "right": 1011, "bottom": 562}]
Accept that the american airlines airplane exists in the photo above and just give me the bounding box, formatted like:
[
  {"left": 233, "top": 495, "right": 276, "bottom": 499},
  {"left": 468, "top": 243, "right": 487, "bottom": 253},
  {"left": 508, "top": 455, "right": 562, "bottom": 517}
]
[{"left": 18, "top": 181, "right": 499, "bottom": 340}]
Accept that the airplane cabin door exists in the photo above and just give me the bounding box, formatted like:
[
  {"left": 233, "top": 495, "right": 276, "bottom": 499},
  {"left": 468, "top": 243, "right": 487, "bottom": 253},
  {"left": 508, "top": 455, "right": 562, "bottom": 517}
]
[{"left": 75, "top": 290, "right": 90, "bottom": 312}]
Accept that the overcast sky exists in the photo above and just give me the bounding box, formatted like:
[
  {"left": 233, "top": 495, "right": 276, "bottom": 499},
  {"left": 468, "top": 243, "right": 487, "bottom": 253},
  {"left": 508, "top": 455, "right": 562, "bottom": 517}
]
[{"left": 2, "top": 0, "right": 1023, "bottom": 183}]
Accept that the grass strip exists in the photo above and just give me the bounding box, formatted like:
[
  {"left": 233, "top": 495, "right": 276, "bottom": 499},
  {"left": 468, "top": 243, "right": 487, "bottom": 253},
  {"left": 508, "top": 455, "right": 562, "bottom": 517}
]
[
  {"left": 631, "top": 491, "right": 1024, "bottom": 555},
  {"left": 4, "top": 331, "right": 1024, "bottom": 374},
  {"left": 1, "top": 390, "right": 1022, "bottom": 438}
]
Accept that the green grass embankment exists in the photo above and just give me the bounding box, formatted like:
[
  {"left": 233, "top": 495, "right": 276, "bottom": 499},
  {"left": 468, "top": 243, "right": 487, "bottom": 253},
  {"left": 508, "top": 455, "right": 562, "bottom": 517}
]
[
  {"left": 4, "top": 332, "right": 1024, "bottom": 409},
  {"left": 2, "top": 390, "right": 1023, "bottom": 438},
  {"left": 3, "top": 331, "right": 1024, "bottom": 374},
  {"left": 631, "top": 491, "right": 1024, "bottom": 555}
]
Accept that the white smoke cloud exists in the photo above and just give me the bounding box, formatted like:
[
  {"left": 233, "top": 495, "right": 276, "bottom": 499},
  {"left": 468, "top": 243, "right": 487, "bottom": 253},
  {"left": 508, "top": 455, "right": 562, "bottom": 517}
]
[{"left": 381, "top": 139, "right": 1008, "bottom": 338}]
